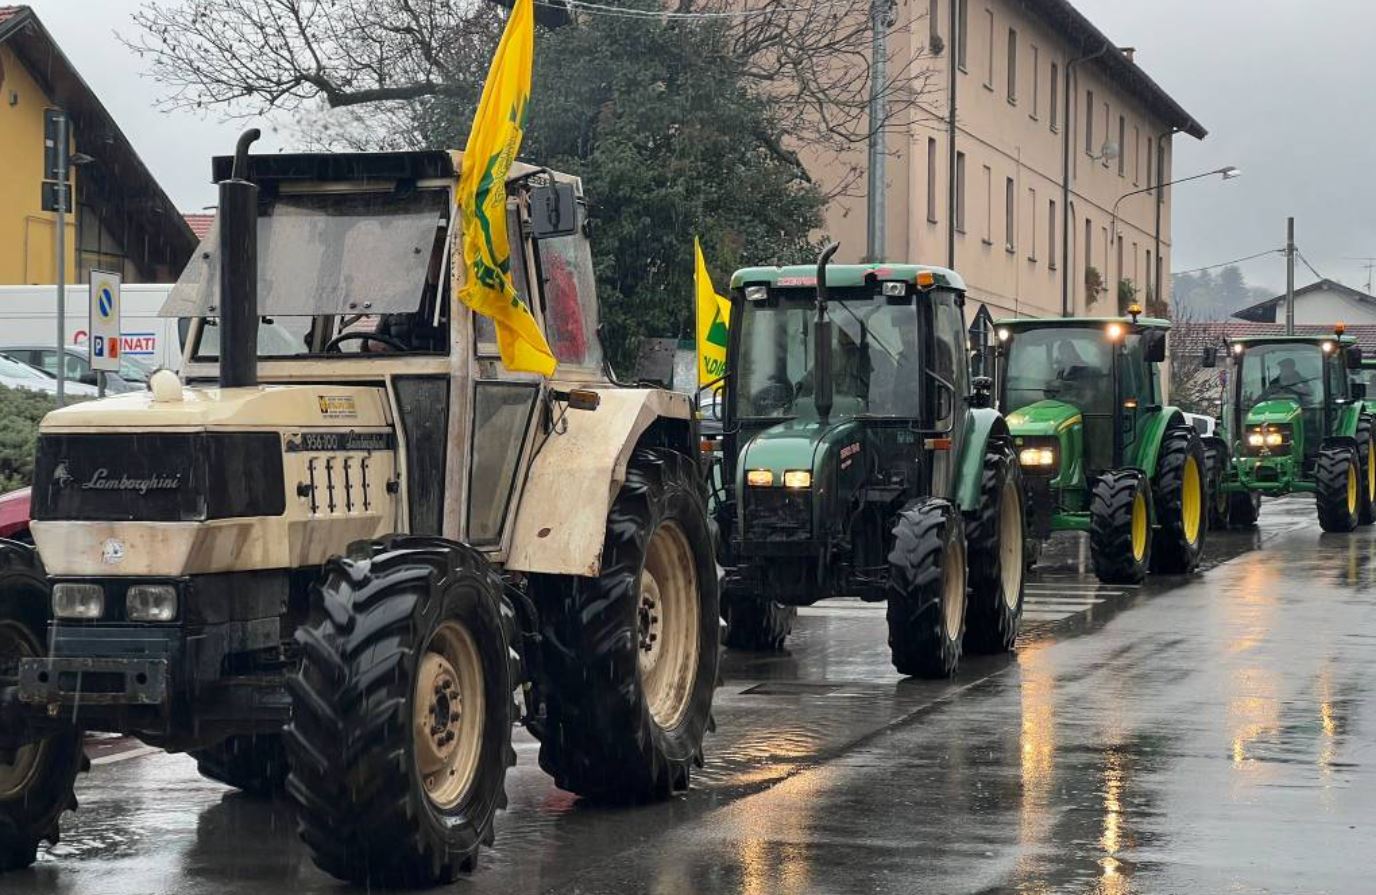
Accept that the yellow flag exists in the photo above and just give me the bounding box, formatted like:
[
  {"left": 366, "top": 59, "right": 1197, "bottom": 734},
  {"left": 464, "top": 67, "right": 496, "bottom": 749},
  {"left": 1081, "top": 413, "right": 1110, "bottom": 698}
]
[
  {"left": 456, "top": 0, "right": 556, "bottom": 375},
  {"left": 695, "top": 238, "right": 730, "bottom": 387}
]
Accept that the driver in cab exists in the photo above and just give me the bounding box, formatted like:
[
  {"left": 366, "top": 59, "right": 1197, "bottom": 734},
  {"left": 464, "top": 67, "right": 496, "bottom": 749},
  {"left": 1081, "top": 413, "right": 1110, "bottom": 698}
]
[{"left": 1269, "top": 357, "right": 1312, "bottom": 401}]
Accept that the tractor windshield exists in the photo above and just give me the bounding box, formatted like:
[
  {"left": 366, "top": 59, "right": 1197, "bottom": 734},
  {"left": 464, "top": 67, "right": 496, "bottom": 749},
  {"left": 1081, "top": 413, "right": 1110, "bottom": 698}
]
[
  {"left": 736, "top": 288, "right": 926, "bottom": 420},
  {"left": 1003, "top": 327, "right": 1115, "bottom": 414},
  {"left": 1352, "top": 366, "right": 1376, "bottom": 394},
  {"left": 1239, "top": 343, "right": 1324, "bottom": 409}
]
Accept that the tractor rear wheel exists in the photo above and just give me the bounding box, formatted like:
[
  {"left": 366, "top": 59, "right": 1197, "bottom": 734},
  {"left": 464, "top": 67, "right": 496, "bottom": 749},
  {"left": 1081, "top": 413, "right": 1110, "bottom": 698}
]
[
  {"left": 964, "top": 445, "right": 1025, "bottom": 654},
  {"left": 886, "top": 499, "right": 967, "bottom": 678},
  {"left": 533, "top": 448, "right": 718, "bottom": 802},
  {"left": 1090, "top": 471, "right": 1153, "bottom": 584},
  {"left": 285, "top": 538, "right": 517, "bottom": 886},
  {"left": 1151, "top": 428, "right": 1208, "bottom": 574},
  {"left": 1227, "top": 490, "right": 1261, "bottom": 527},
  {"left": 1356, "top": 418, "right": 1375, "bottom": 525},
  {"left": 1316, "top": 445, "right": 1360, "bottom": 532},
  {"left": 1204, "top": 442, "right": 1229, "bottom": 530},
  {"left": 0, "top": 542, "right": 86, "bottom": 872},
  {"left": 722, "top": 590, "right": 796, "bottom": 651},
  {"left": 191, "top": 735, "right": 288, "bottom": 796}
]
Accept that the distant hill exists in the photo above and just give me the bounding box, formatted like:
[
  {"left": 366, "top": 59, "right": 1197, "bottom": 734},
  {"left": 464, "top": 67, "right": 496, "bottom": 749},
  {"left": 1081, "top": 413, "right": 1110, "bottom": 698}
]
[{"left": 1171, "top": 265, "right": 1273, "bottom": 320}]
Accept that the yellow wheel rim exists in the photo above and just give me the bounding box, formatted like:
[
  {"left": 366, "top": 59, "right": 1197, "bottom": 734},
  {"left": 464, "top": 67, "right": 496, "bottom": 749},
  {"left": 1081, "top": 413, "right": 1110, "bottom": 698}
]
[
  {"left": 1181, "top": 456, "right": 1202, "bottom": 545},
  {"left": 1131, "top": 491, "right": 1148, "bottom": 562},
  {"left": 1347, "top": 462, "right": 1358, "bottom": 515}
]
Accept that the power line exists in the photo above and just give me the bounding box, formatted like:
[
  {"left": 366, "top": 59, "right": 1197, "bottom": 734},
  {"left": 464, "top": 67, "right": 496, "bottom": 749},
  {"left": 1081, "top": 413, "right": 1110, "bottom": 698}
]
[
  {"left": 1172, "top": 248, "right": 1282, "bottom": 277},
  {"left": 532, "top": 0, "right": 834, "bottom": 20},
  {"left": 1294, "top": 247, "right": 1328, "bottom": 284}
]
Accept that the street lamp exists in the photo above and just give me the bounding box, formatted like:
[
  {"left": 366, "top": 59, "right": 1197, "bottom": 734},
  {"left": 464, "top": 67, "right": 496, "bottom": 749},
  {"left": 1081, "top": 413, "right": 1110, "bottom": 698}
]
[{"left": 1110, "top": 165, "right": 1240, "bottom": 313}]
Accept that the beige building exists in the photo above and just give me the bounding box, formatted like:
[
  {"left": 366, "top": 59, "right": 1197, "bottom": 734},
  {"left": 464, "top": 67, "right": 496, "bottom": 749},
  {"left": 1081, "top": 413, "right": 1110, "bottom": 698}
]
[{"left": 815, "top": 0, "right": 1206, "bottom": 320}]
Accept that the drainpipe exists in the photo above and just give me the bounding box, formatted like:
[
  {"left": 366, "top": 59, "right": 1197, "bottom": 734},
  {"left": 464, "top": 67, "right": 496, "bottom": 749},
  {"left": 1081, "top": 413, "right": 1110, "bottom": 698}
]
[
  {"left": 1061, "top": 41, "right": 1110, "bottom": 317},
  {"left": 945, "top": 0, "right": 959, "bottom": 270},
  {"left": 1152, "top": 125, "right": 1182, "bottom": 310}
]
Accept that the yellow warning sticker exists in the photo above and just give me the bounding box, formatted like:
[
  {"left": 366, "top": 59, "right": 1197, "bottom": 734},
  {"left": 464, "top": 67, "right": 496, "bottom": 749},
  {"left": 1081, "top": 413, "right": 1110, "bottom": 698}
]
[{"left": 317, "top": 396, "right": 357, "bottom": 419}]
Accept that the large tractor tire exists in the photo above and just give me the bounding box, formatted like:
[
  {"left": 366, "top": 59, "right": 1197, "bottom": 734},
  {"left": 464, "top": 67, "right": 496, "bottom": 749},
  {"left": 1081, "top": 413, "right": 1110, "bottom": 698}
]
[
  {"left": 1316, "top": 445, "right": 1361, "bottom": 533},
  {"left": 1204, "top": 441, "right": 1229, "bottom": 530},
  {"left": 1356, "top": 417, "right": 1376, "bottom": 526},
  {"left": 0, "top": 541, "right": 86, "bottom": 872},
  {"left": 1227, "top": 490, "right": 1261, "bottom": 527},
  {"left": 533, "top": 448, "right": 719, "bottom": 802},
  {"left": 1150, "top": 427, "right": 1208, "bottom": 574},
  {"left": 1090, "top": 471, "right": 1153, "bottom": 584},
  {"left": 191, "top": 735, "right": 289, "bottom": 796},
  {"left": 964, "top": 444, "right": 1026, "bottom": 655},
  {"left": 886, "top": 498, "right": 967, "bottom": 678},
  {"left": 285, "top": 538, "right": 517, "bottom": 886},
  {"left": 722, "top": 590, "right": 796, "bottom": 651}
]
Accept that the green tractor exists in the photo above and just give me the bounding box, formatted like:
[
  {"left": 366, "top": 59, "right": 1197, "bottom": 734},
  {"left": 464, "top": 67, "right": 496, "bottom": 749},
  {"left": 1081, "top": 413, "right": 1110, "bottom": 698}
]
[
  {"left": 994, "top": 309, "right": 1207, "bottom": 584},
  {"left": 714, "top": 248, "right": 1027, "bottom": 678},
  {"left": 1204, "top": 330, "right": 1375, "bottom": 532}
]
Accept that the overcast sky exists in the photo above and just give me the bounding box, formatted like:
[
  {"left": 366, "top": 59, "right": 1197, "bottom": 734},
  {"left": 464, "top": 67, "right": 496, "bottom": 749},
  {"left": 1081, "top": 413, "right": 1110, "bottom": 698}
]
[{"left": 26, "top": 0, "right": 1376, "bottom": 294}]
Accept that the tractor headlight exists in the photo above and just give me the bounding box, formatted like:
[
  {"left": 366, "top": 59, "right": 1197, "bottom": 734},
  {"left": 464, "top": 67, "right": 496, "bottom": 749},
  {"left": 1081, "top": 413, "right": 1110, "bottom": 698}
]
[
  {"left": 126, "top": 584, "right": 179, "bottom": 622},
  {"left": 783, "top": 470, "right": 812, "bottom": 489},
  {"left": 1018, "top": 446, "right": 1057, "bottom": 468},
  {"left": 1247, "top": 431, "right": 1264, "bottom": 447},
  {"left": 747, "top": 469, "right": 774, "bottom": 487},
  {"left": 52, "top": 583, "right": 104, "bottom": 620},
  {"left": 1246, "top": 425, "right": 1290, "bottom": 453},
  {"left": 881, "top": 281, "right": 908, "bottom": 297}
]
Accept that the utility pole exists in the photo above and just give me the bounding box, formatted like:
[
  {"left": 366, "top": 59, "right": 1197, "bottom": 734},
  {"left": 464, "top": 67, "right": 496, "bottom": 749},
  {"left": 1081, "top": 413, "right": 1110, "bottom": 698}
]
[
  {"left": 54, "top": 110, "right": 68, "bottom": 404},
  {"left": 1285, "top": 216, "right": 1295, "bottom": 335},
  {"left": 866, "top": 0, "right": 893, "bottom": 262}
]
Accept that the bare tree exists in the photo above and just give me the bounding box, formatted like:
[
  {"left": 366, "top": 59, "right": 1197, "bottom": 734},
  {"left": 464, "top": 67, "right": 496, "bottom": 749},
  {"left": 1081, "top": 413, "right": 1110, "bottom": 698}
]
[
  {"left": 126, "top": 0, "right": 942, "bottom": 195},
  {"left": 1168, "top": 298, "right": 1225, "bottom": 416}
]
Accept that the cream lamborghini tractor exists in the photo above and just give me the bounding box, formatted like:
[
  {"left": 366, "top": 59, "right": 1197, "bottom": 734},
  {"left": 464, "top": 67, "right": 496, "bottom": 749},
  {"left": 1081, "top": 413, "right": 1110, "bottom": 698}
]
[{"left": 0, "top": 132, "right": 719, "bottom": 885}]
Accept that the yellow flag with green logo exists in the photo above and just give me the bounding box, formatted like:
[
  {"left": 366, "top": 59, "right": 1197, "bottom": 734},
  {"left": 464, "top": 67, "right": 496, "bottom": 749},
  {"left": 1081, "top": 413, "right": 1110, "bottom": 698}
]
[
  {"left": 456, "top": 0, "right": 556, "bottom": 376},
  {"left": 695, "top": 238, "right": 731, "bottom": 387}
]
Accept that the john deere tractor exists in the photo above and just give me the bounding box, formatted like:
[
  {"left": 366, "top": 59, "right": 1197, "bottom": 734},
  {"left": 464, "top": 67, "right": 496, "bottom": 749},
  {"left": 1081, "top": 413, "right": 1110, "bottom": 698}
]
[
  {"left": 0, "top": 135, "right": 720, "bottom": 884},
  {"left": 1204, "top": 329, "right": 1374, "bottom": 532},
  {"left": 994, "top": 309, "right": 1207, "bottom": 584},
  {"left": 715, "top": 249, "right": 1027, "bottom": 678}
]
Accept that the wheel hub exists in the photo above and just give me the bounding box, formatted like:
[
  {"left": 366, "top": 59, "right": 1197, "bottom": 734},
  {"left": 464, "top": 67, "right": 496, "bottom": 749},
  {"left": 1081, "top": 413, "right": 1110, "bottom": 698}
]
[
  {"left": 637, "top": 577, "right": 663, "bottom": 673},
  {"left": 0, "top": 622, "right": 44, "bottom": 799},
  {"left": 412, "top": 621, "right": 485, "bottom": 811},
  {"left": 637, "top": 522, "right": 700, "bottom": 731}
]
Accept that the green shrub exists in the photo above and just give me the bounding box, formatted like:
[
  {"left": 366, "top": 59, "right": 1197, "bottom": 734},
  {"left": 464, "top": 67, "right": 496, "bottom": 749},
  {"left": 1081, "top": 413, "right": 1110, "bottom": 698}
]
[{"left": 0, "top": 385, "right": 60, "bottom": 492}]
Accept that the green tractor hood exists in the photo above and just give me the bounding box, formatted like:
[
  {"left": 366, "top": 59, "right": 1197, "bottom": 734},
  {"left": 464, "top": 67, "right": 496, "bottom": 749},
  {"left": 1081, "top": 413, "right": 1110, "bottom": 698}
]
[
  {"left": 737, "top": 419, "right": 860, "bottom": 480},
  {"left": 1005, "top": 399, "right": 1083, "bottom": 436},
  {"left": 1245, "top": 398, "right": 1303, "bottom": 426}
]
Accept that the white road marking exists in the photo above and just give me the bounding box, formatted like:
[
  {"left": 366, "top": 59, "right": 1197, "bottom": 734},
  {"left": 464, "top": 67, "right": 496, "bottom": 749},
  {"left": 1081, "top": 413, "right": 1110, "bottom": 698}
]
[{"left": 90, "top": 745, "right": 161, "bottom": 766}]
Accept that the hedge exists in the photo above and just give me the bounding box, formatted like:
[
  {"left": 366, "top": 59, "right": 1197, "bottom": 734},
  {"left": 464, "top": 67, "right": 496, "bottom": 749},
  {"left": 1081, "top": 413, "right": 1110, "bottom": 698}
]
[{"left": 0, "top": 385, "right": 60, "bottom": 492}]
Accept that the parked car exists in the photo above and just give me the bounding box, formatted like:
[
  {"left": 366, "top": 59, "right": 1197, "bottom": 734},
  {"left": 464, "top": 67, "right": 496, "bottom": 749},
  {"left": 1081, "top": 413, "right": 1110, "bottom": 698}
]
[
  {"left": 0, "top": 487, "right": 31, "bottom": 543},
  {"left": 1, "top": 344, "right": 154, "bottom": 393},
  {"left": 0, "top": 354, "right": 98, "bottom": 397}
]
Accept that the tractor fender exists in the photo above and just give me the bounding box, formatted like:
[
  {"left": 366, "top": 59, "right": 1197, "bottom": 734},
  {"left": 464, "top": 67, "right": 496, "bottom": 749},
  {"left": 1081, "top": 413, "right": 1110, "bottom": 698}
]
[
  {"left": 1333, "top": 402, "right": 1365, "bottom": 438},
  {"left": 1321, "top": 435, "right": 1358, "bottom": 452},
  {"left": 952, "top": 407, "right": 1010, "bottom": 514},
  {"left": 1130, "top": 406, "right": 1190, "bottom": 475},
  {"left": 506, "top": 387, "right": 693, "bottom": 577}
]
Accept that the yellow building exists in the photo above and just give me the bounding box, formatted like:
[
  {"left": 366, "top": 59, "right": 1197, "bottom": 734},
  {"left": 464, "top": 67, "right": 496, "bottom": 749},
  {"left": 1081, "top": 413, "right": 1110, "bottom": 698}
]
[{"left": 0, "top": 5, "right": 194, "bottom": 285}]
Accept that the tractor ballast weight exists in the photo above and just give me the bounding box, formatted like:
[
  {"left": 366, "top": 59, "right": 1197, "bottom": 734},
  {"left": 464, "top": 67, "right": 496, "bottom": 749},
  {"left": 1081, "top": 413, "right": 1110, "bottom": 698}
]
[
  {"left": 1205, "top": 329, "right": 1375, "bottom": 532},
  {"left": 994, "top": 311, "right": 1207, "bottom": 584},
  {"left": 0, "top": 141, "right": 721, "bottom": 884},
  {"left": 715, "top": 254, "right": 1027, "bottom": 678}
]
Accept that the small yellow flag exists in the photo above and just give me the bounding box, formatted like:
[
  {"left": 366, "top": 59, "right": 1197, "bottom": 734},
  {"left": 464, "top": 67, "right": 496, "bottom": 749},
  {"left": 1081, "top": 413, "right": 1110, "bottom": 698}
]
[
  {"left": 455, "top": 0, "right": 556, "bottom": 376},
  {"left": 695, "top": 238, "right": 731, "bottom": 388}
]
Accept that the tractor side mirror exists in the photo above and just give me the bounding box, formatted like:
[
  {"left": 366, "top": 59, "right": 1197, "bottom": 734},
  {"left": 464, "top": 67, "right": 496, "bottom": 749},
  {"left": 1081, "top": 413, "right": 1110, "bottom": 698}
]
[
  {"left": 1144, "top": 330, "right": 1167, "bottom": 363},
  {"left": 1347, "top": 346, "right": 1364, "bottom": 369},
  {"left": 970, "top": 375, "right": 993, "bottom": 409},
  {"left": 1353, "top": 382, "right": 1367, "bottom": 400},
  {"left": 530, "top": 181, "right": 578, "bottom": 238},
  {"left": 1201, "top": 346, "right": 1217, "bottom": 368}
]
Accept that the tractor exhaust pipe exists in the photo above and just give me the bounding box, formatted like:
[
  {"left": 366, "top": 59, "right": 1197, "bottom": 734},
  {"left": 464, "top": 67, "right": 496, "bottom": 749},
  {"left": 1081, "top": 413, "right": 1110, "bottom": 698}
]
[
  {"left": 814, "top": 242, "right": 840, "bottom": 424},
  {"left": 218, "top": 128, "right": 261, "bottom": 388}
]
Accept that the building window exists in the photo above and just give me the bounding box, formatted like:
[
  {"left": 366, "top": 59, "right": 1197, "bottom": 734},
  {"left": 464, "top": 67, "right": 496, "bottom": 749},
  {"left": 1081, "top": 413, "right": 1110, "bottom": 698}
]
[
  {"left": 1101, "top": 225, "right": 1109, "bottom": 271},
  {"left": 1146, "top": 248, "right": 1153, "bottom": 297},
  {"left": 955, "top": 151, "right": 967, "bottom": 232},
  {"left": 1048, "top": 199, "right": 1057, "bottom": 269},
  {"left": 927, "top": 138, "right": 939, "bottom": 223},
  {"left": 1158, "top": 142, "right": 1169, "bottom": 201},
  {"left": 1026, "top": 187, "right": 1036, "bottom": 260},
  {"left": 1117, "top": 115, "right": 1126, "bottom": 176},
  {"left": 1102, "top": 102, "right": 1110, "bottom": 166},
  {"left": 1085, "top": 89, "right": 1094, "bottom": 154},
  {"left": 930, "top": 0, "right": 940, "bottom": 49},
  {"left": 982, "top": 164, "right": 993, "bottom": 244},
  {"left": 1005, "top": 177, "right": 1015, "bottom": 251},
  {"left": 1029, "top": 45, "right": 1039, "bottom": 118},
  {"left": 1084, "top": 217, "right": 1093, "bottom": 277},
  {"left": 984, "top": 9, "right": 995, "bottom": 89},
  {"left": 956, "top": 0, "right": 968, "bottom": 70},
  {"left": 1006, "top": 28, "right": 1017, "bottom": 102},
  {"left": 1133, "top": 125, "right": 1141, "bottom": 185},
  {"left": 1147, "top": 137, "right": 1154, "bottom": 186},
  {"left": 1049, "top": 62, "right": 1059, "bottom": 131}
]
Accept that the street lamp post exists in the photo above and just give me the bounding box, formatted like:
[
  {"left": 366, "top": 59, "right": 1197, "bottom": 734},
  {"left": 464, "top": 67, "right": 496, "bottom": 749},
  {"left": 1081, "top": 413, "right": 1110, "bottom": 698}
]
[{"left": 1110, "top": 165, "right": 1240, "bottom": 313}]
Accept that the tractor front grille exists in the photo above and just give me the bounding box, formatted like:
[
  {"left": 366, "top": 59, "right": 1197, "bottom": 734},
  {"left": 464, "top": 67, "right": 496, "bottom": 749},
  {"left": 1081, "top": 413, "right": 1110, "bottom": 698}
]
[{"left": 744, "top": 487, "right": 812, "bottom": 541}]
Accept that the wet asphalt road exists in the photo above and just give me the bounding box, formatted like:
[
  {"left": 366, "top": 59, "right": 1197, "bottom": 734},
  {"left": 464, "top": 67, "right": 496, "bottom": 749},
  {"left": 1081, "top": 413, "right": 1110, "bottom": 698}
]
[{"left": 10, "top": 496, "right": 1375, "bottom": 894}]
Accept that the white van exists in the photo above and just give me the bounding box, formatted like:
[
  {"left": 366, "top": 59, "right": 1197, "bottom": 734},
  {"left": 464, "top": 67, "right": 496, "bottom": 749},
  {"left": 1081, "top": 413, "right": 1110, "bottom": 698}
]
[{"left": 0, "top": 283, "right": 182, "bottom": 371}]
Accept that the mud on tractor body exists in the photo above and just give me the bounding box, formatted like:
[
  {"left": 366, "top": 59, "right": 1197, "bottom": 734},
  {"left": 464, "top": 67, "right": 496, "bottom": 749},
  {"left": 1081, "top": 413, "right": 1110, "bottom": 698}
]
[
  {"left": 1204, "top": 330, "right": 1374, "bottom": 533},
  {"left": 713, "top": 250, "right": 1027, "bottom": 678},
  {"left": 995, "top": 311, "right": 1207, "bottom": 585},
  {"left": 0, "top": 140, "right": 720, "bottom": 885}
]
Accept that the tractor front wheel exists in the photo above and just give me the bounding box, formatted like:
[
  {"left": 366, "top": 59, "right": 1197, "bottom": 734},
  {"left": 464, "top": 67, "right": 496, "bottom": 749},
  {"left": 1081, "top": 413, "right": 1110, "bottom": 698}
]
[
  {"left": 886, "top": 499, "right": 967, "bottom": 678},
  {"left": 285, "top": 538, "right": 517, "bottom": 886},
  {"left": 723, "top": 590, "right": 796, "bottom": 651},
  {"left": 1151, "top": 428, "right": 1208, "bottom": 574},
  {"left": 1356, "top": 418, "right": 1376, "bottom": 526},
  {"left": 1090, "top": 471, "right": 1153, "bottom": 584},
  {"left": 1316, "top": 445, "right": 1361, "bottom": 532},
  {"left": 964, "top": 444, "right": 1026, "bottom": 655}
]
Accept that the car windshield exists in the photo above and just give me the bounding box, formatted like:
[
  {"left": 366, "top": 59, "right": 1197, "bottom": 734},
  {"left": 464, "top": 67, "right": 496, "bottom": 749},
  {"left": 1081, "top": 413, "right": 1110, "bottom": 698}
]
[
  {"left": 1239, "top": 343, "right": 1324, "bottom": 409},
  {"left": 736, "top": 287, "right": 925, "bottom": 419},
  {"left": 0, "top": 355, "right": 46, "bottom": 380},
  {"left": 1003, "top": 326, "right": 1115, "bottom": 414}
]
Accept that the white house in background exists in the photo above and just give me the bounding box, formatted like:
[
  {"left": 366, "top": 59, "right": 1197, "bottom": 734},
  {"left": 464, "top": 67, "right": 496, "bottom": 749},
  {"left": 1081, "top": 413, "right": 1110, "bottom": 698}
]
[{"left": 1232, "top": 278, "right": 1376, "bottom": 325}]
